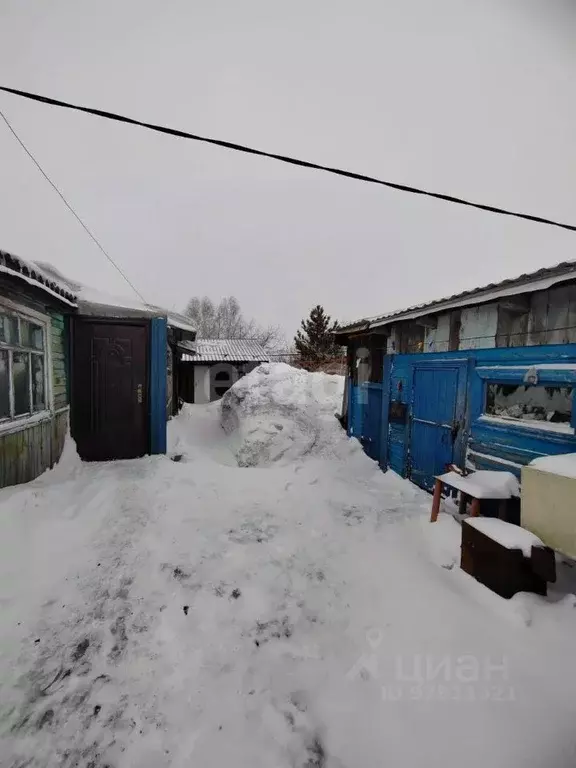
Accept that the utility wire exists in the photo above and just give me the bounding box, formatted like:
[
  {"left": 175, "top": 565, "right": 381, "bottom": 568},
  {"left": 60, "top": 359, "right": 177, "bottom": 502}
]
[
  {"left": 1, "top": 85, "right": 575, "bottom": 234},
  {"left": 0, "top": 107, "right": 147, "bottom": 304}
]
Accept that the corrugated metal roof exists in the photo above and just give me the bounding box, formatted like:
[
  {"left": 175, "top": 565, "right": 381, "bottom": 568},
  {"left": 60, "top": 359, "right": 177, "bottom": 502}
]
[
  {"left": 338, "top": 260, "right": 576, "bottom": 334},
  {"left": 181, "top": 339, "right": 270, "bottom": 363},
  {"left": 0, "top": 251, "right": 77, "bottom": 305}
]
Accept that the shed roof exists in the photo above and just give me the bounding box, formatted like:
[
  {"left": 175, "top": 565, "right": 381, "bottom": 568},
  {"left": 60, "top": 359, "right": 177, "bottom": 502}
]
[
  {"left": 0, "top": 250, "right": 78, "bottom": 306},
  {"left": 181, "top": 339, "right": 270, "bottom": 363},
  {"left": 338, "top": 260, "right": 576, "bottom": 335}
]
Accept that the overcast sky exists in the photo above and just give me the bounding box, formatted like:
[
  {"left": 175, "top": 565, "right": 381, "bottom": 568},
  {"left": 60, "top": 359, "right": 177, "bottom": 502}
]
[{"left": 1, "top": 0, "right": 575, "bottom": 341}]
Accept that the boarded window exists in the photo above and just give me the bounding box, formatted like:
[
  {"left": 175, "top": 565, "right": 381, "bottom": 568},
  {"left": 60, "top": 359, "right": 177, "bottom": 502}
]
[{"left": 486, "top": 383, "right": 572, "bottom": 425}]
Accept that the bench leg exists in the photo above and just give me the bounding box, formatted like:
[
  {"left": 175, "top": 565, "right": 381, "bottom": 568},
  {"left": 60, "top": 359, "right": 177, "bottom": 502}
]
[
  {"left": 458, "top": 492, "right": 468, "bottom": 516},
  {"left": 470, "top": 498, "right": 481, "bottom": 517},
  {"left": 430, "top": 479, "right": 443, "bottom": 523}
]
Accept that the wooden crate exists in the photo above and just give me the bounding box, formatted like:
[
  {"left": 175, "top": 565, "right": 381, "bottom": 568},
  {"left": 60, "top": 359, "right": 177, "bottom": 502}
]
[{"left": 461, "top": 519, "right": 549, "bottom": 599}]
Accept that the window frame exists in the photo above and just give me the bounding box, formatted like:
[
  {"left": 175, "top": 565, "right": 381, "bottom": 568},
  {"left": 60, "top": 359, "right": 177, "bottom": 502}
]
[
  {"left": 0, "top": 297, "right": 52, "bottom": 432},
  {"left": 475, "top": 364, "right": 576, "bottom": 436}
]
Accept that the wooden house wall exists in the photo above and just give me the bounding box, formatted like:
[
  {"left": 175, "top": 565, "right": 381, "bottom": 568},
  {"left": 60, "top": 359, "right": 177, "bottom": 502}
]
[
  {"left": 0, "top": 409, "right": 68, "bottom": 488},
  {"left": 0, "top": 275, "right": 71, "bottom": 488},
  {"left": 51, "top": 313, "right": 69, "bottom": 410},
  {"left": 378, "top": 280, "right": 576, "bottom": 359}
]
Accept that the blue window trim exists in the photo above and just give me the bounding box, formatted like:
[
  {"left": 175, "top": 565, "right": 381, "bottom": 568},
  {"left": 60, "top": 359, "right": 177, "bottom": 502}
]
[{"left": 472, "top": 364, "right": 576, "bottom": 436}]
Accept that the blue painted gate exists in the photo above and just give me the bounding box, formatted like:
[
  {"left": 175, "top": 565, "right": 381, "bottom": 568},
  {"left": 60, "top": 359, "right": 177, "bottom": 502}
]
[{"left": 409, "top": 363, "right": 467, "bottom": 490}]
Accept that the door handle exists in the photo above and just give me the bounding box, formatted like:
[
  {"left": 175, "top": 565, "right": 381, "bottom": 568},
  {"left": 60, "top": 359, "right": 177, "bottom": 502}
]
[{"left": 137, "top": 383, "right": 143, "bottom": 404}]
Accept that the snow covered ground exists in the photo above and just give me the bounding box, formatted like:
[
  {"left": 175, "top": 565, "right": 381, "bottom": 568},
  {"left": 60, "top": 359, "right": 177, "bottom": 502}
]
[{"left": 2, "top": 364, "right": 576, "bottom": 767}]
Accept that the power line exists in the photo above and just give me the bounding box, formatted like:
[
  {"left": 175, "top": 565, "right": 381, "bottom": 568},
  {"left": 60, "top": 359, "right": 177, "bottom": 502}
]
[
  {"left": 0, "top": 107, "right": 147, "bottom": 304},
  {"left": 1, "top": 85, "right": 575, "bottom": 234}
]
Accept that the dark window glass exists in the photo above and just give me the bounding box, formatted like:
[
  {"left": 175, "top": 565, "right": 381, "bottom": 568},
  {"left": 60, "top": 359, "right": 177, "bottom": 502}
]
[
  {"left": 31, "top": 354, "right": 45, "bottom": 411},
  {"left": 13, "top": 353, "right": 30, "bottom": 415},
  {"left": 486, "top": 383, "right": 572, "bottom": 424},
  {"left": 0, "top": 351, "right": 10, "bottom": 418}
]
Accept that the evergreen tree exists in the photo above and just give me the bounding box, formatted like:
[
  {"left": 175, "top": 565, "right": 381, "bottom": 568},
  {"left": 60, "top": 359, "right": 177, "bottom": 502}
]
[{"left": 294, "top": 305, "right": 339, "bottom": 368}]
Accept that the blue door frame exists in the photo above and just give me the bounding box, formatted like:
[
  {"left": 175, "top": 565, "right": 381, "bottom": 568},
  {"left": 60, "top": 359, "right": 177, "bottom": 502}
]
[
  {"left": 408, "top": 360, "right": 468, "bottom": 490},
  {"left": 149, "top": 317, "right": 167, "bottom": 455}
]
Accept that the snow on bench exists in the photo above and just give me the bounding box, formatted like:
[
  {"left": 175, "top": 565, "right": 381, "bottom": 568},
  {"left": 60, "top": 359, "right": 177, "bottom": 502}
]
[
  {"left": 437, "top": 470, "right": 520, "bottom": 499},
  {"left": 466, "top": 517, "right": 544, "bottom": 558}
]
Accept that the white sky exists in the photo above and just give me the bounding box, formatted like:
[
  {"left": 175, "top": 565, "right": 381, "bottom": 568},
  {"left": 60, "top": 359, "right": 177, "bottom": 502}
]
[{"left": 0, "top": 0, "right": 575, "bottom": 341}]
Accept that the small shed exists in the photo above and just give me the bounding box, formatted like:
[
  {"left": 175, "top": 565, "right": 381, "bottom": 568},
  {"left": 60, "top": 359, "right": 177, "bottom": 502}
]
[
  {"left": 336, "top": 259, "right": 576, "bottom": 491},
  {"left": 0, "top": 251, "right": 77, "bottom": 488},
  {"left": 179, "top": 339, "right": 269, "bottom": 403}
]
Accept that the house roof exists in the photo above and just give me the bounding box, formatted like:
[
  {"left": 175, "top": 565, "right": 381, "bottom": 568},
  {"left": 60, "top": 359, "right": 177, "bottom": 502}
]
[
  {"left": 0, "top": 250, "right": 78, "bottom": 306},
  {"left": 34, "top": 261, "right": 196, "bottom": 334},
  {"left": 337, "top": 260, "right": 576, "bottom": 335},
  {"left": 181, "top": 339, "right": 270, "bottom": 363}
]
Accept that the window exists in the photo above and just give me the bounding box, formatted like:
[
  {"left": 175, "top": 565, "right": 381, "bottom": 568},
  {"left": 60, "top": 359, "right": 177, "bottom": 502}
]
[
  {"left": 0, "top": 305, "right": 48, "bottom": 423},
  {"left": 485, "top": 383, "right": 572, "bottom": 425},
  {"left": 214, "top": 370, "right": 232, "bottom": 398}
]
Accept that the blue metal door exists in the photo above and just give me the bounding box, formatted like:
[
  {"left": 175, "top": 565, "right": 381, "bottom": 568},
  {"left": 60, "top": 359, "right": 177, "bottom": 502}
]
[{"left": 409, "top": 364, "right": 467, "bottom": 490}]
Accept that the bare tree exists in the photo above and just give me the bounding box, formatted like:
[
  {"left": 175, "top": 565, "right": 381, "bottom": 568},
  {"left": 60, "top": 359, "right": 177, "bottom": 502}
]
[{"left": 184, "top": 295, "right": 285, "bottom": 352}]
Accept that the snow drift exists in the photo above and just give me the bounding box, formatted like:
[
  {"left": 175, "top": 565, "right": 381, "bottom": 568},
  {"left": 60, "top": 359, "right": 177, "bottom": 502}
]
[{"left": 221, "top": 363, "right": 347, "bottom": 467}]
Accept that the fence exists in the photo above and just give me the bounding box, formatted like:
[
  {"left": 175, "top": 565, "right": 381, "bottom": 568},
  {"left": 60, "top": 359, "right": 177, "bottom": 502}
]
[{"left": 268, "top": 352, "right": 347, "bottom": 375}]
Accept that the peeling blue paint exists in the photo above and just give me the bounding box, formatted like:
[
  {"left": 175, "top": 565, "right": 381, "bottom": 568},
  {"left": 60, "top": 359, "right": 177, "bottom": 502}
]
[{"left": 348, "top": 344, "right": 576, "bottom": 489}]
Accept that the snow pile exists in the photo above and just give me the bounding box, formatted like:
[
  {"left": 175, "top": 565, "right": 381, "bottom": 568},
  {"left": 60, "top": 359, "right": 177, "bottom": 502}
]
[{"left": 221, "top": 363, "right": 348, "bottom": 467}]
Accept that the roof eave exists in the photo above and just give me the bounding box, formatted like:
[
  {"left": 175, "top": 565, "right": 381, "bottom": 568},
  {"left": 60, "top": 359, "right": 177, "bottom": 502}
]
[{"left": 339, "top": 264, "right": 576, "bottom": 335}]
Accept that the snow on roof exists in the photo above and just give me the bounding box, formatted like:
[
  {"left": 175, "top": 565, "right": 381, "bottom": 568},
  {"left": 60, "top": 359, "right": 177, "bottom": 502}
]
[
  {"left": 181, "top": 339, "right": 270, "bottom": 363},
  {"left": 338, "top": 259, "right": 576, "bottom": 335},
  {"left": 530, "top": 453, "right": 576, "bottom": 480},
  {"left": 33, "top": 261, "right": 196, "bottom": 334},
  {"left": 0, "top": 250, "right": 77, "bottom": 306}
]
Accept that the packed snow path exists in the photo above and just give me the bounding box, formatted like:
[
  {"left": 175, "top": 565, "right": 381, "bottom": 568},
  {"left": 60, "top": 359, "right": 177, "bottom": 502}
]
[{"left": 2, "top": 366, "right": 576, "bottom": 767}]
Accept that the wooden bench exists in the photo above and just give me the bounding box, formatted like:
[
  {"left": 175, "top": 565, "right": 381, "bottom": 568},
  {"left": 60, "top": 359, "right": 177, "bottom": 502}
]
[{"left": 430, "top": 469, "right": 520, "bottom": 523}]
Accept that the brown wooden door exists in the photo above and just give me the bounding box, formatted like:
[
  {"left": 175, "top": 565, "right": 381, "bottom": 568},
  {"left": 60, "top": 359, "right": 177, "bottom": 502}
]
[{"left": 71, "top": 320, "right": 148, "bottom": 461}]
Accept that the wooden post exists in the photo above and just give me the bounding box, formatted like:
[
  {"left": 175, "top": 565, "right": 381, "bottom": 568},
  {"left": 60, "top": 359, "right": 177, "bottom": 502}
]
[
  {"left": 430, "top": 478, "right": 443, "bottom": 523},
  {"left": 458, "top": 492, "right": 468, "bottom": 516},
  {"left": 470, "top": 498, "right": 481, "bottom": 517}
]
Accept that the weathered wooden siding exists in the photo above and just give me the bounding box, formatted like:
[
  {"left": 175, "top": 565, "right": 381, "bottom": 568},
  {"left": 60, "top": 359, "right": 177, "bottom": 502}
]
[
  {"left": 424, "top": 313, "right": 451, "bottom": 353},
  {"left": 51, "top": 313, "right": 69, "bottom": 409},
  {"left": 459, "top": 303, "right": 498, "bottom": 349},
  {"left": 0, "top": 409, "right": 68, "bottom": 488},
  {"left": 0, "top": 274, "right": 72, "bottom": 488}
]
